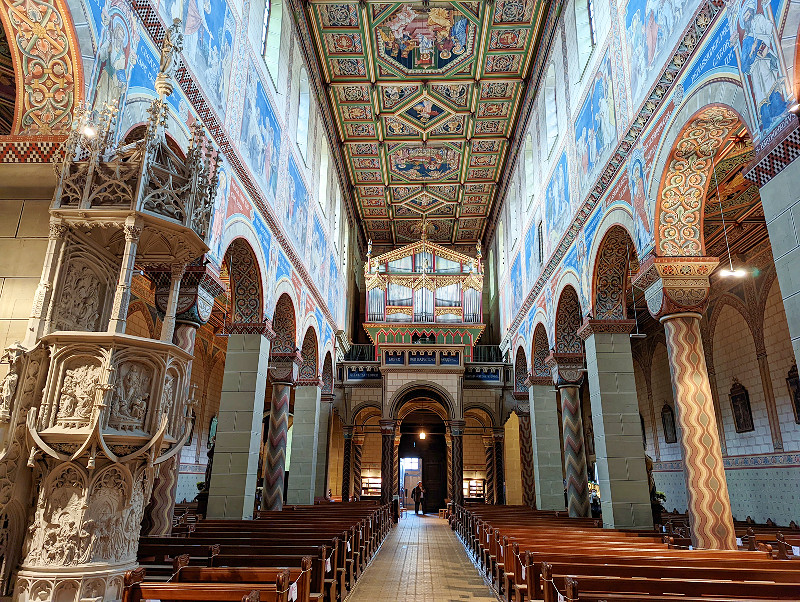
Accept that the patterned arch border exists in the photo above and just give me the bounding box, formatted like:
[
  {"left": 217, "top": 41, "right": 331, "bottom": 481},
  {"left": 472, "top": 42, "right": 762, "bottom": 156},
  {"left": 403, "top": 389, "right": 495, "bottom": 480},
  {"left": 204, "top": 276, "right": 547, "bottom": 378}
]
[
  {"left": 224, "top": 238, "right": 263, "bottom": 324},
  {"left": 530, "top": 321, "right": 551, "bottom": 384},
  {"left": 271, "top": 293, "right": 297, "bottom": 355},
  {"left": 514, "top": 346, "right": 529, "bottom": 396},
  {"left": 0, "top": 0, "right": 84, "bottom": 136},
  {"left": 298, "top": 326, "right": 319, "bottom": 384},
  {"left": 554, "top": 285, "right": 583, "bottom": 354},
  {"left": 654, "top": 105, "right": 743, "bottom": 257},
  {"left": 592, "top": 225, "right": 637, "bottom": 321}
]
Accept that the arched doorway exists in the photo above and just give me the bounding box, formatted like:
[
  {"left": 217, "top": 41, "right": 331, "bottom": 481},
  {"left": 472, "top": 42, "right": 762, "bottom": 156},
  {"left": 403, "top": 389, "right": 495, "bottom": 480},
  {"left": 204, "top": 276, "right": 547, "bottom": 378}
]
[{"left": 398, "top": 409, "right": 448, "bottom": 514}]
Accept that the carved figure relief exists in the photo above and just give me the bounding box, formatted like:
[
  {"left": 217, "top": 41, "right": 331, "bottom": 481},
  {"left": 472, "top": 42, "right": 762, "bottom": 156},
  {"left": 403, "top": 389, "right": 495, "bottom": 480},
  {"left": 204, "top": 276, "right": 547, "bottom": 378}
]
[
  {"left": 23, "top": 466, "right": 86, "bottom": 567},
  {"left": 53, "top": 262, "right": 104, "bottom": 333},
  {"left": 160, "top": 373, "right": 175, "bottom": 415},
  {"left": 56, "top": 364, "right": 104, "bottom": 428},
  {"left": 0, "top": 367, "right": 19, "bottom": 422},
  {"left": 108, "top": 362, "right": 151, "bottom": 431}
]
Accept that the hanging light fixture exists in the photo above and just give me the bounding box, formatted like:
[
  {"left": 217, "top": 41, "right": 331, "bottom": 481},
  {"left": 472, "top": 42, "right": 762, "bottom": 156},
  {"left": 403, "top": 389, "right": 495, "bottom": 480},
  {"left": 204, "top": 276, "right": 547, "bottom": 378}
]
[
  {"left": 711, "top": 156, "right": 748, "bottom": 278},
  {"left": 419, "top": 431, "right": 426, "bottom": 440}
]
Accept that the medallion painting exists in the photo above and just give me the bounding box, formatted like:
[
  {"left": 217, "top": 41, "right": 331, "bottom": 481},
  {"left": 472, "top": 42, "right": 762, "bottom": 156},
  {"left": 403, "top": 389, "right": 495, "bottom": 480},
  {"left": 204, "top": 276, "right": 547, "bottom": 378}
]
[
  {"left": 389, "top": 145, "right": 460, "bottom": 181},
  {"left": 376, "top": 4, "right": 476, "bottom": 75}
]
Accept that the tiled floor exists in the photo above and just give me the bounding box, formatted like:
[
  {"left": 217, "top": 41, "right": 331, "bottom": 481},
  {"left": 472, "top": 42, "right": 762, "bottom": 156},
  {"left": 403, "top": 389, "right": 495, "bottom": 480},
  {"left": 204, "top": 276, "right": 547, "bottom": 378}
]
[{"left": 346, "top": 512, "right": 499, "bottom": 602}]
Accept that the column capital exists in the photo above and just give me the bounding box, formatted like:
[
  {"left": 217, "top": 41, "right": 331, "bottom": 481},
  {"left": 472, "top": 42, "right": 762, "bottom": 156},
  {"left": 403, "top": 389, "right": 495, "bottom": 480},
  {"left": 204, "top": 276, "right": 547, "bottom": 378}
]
[
  {"left": 270, "top": 351, "right": 303, "bottom": 385},
  {"left": 352, "top": 433, "right": 365, "bottom": 446},
  {"left": 224, "top": 320, "right": 277, "bottom": 339},
  {"left": 545, "top": 352, "right": 585, "bottom": 387},
  {"left": 525, "top": 371, "right": 551, "bottom": 387},
  {"left": 447, "top": 419, "right": 466, "bottom": 436},
  {"left": 633, "top": 255, "right": 718, "bottom": 319},
  {"left": 482, "top": 435, "right": 494, "bottom": 449},
  {"left": 379, "top": 418, "right": 397, "bottom": 434},
  {"left": 342, "top": 425, "right": 354, "bottom": 439},
  {"left": 578, "top": 318, "right": 636, "bottom": 340},
  {"left": 492, "top": 428, "right": 504, "bottom": 440},
  {"left": 514, "top": 402, "right": 530, "bottom": 417}
]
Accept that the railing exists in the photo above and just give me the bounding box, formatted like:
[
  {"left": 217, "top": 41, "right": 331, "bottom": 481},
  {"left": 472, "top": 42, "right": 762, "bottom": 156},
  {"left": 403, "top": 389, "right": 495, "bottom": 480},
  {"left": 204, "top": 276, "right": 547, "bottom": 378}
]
[
  {"left": 344, "top": 344, "right": 376, "bottom": 362},
  {"left": 472, "top": 345, "right": 505, "bottom": 363}
]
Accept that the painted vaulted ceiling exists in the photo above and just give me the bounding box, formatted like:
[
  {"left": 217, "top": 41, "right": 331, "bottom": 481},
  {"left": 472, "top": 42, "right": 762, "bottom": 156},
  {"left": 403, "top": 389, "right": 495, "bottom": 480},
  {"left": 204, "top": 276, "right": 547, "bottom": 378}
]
[{"left": 305, "top": 0, "right": 551, "bottom": 247}]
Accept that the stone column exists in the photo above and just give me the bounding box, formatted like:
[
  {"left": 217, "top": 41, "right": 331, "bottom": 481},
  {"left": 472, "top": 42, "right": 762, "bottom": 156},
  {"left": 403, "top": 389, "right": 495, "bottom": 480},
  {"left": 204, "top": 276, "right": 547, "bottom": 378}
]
[
  {"left": 747, "top": 138, "right": 800, "bottom": 368},
  {"left": 380, "top": 419, "right": 396, "bottom": 504},
  {"left": 546, "top": 353, "right": 590, "bottom": 517},
  {"left": 527, "top": 381, "right": 565, "bottom": 510},
  {"left": 578, "top": 319, "right": 653, "bottom": 529},
  {"left": 394, "top": 428, "right": 401, "bottom": 498},
  {"left": 207, "top": 332, "right": 272, "bottom": 518},
  {"left": 449, "top": 420, "right": 465, "bottom": 505},
  {"left": 108, "top": 221, "right": 142, "bottom": 334},
  {"left": 27, "top": 220, "right": 68, "bottom": 345},
  {"left": 516, "top": 404, "right": 536, "bottom": 508},
  {"left": 352, "top": 433, "right": 364, "bottom": 500},
  {"left": 638, "top": 256, "right": 736, "bottom": 549},
  {"left": 159, "top": 263, "right": 186, "bottom": 343},
  {"left": 286, "top": 384, "right": 322, "bottom": 505},
  {"left": 341, "top": 426, "right": 353, "bottom": 502},
  {"left": 483, "top": 436, "right": 496, "bottom": 504},
  {"left": 756, "top": 350, "right": 784, "bottom": 451},
  {"left": 493, "top": 429, "right": 506, "bottom": 505},
  {"left": 314, "top": 399, "right": 332, "bottom": 498},
  {"left": 446, "top": 433, "right": 453, "bottom": 501}
]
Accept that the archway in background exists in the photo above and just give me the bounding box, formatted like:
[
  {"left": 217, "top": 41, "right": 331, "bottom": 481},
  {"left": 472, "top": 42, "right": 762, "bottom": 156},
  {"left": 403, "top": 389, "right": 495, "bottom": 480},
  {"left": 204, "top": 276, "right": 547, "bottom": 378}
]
[{"left": 398, "top": 408, "right": 447, "bottom": 514}]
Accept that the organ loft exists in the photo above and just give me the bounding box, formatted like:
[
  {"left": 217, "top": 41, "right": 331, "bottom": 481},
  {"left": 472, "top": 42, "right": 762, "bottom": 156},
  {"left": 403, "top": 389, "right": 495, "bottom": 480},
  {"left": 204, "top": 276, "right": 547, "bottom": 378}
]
[{"left": 1, "top": 0, "right": 800, "bottom": 598}]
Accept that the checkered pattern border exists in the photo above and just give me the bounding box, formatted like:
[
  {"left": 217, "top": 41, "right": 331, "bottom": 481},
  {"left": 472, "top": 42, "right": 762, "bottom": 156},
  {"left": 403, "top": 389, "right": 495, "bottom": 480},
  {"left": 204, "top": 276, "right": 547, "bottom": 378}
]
[
  {"left": 0, "top": 139, "right": 64, "bottom": 163},
  {"left": 745, "top": 117, "right": 800, "bottom": 187}
]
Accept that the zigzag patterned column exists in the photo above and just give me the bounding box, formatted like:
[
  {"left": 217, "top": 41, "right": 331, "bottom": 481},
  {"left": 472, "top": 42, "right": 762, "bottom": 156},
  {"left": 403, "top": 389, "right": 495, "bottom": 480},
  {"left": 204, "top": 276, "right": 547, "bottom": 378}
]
[
  {"left": 493, "top": 430, "right": 506, "bottom": 505},
  {"left": 547, "top": 353, "right": 589, "bottom": 518},
  {"left": 483, "top": 436, "right": 495, "bottom": 504},
  {"left": 663, "top": 314, "right": 736, "bottom": 549},
  {"left": 342, "top": 426, "right": 353, "bottom": 502},
  {"left": 449, "top": 420, "right": 465, "bottom": 506},
  {"left": 380, "top": 419, "right": 396, "bottom": 505},
  {"left": 516, "top": 408, "right": 536, "bottom": 508},
  {"left": 394, "top": 430, "right": 401, "bottom": 497},
  {"left": 352, "top": 434, "right": 363, "bottom": 500},
  {"left": 264, "top": 381, "right": 291, "bottom": 510},
  {"left": 638, "top": 256, "right": 735, "bottom": 549}
]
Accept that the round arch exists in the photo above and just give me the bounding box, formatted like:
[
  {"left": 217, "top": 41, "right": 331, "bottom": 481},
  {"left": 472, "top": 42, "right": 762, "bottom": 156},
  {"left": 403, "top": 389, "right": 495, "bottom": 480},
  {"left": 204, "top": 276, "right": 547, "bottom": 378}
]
[
  {"left": 223, "top": 237, "right": 264, "bottom": 324},
  {"left": 321, "top": 351, "right": 334, "bottom": 395},
  {"left": 388, "top": 380, "right": 457, "bottom": 421},
  {"left": 554, "top": 285, "right": 584, "bottom": 354},
  {"left": 648, "top": 83, "right": 753, "bottom": 257},
  {"left": 272, "top": 293, "right": 297, "bottom": 355},
  {"left": 590, "top": 224, "right": 637, "bottom": 320},
  {"left": 463, "top": 406, "right": 494, "bottom": 428},
  {"left": 298, "top": 325, "right": 319, "bottom": 383},
  {"left": 530, "top": 321, "right": 552, "bottom": 381},
  {"left": 514, "top": 346, "right": 528, "bottom": 394},
  {"left": 269, "top": 278, "right": 301, "bottom": 327}
]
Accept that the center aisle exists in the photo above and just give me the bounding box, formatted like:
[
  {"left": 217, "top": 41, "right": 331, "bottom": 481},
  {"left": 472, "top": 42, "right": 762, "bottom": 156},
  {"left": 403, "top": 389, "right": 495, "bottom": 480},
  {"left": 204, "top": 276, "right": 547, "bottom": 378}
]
[{"left": 346, "top": 512, "right": 499, "bottom": 602}]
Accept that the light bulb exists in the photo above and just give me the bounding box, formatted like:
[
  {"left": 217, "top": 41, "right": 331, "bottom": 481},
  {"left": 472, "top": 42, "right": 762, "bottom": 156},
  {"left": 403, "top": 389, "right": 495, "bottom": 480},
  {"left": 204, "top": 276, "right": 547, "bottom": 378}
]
[
  {"left": 82, "top": 125, "right": 97, "bottom": 138},
  {"left": 419, "top": 431, "right": 426, "bottom": 440},
  {"left": 720, "top": 268, "right": 748, "bottom": 278}
]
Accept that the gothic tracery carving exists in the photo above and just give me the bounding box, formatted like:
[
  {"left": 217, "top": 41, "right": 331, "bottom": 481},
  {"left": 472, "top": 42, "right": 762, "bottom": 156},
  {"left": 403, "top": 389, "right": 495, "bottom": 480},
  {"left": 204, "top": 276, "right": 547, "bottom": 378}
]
[{"left": 53, "top": 261, "right": 104, "bottom": 332}]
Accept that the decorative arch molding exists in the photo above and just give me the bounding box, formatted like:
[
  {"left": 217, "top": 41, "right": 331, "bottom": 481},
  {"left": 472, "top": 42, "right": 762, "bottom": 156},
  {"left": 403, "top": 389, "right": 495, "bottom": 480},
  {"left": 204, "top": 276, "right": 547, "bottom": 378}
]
[
  {"left": 591, "top": 225, "right": 637, "bottom": 320},
  {"left": 126, "top": 300, "right": 156, "bottom": 338},
  {"left": 554, "top": 285, "right": 583, "bottom": 354},
  {"left": 704, "top": 292, "right": 757, "bottom": 360},
  {"left": 0, "top": 0, "right": 85, "bottom": 136},
  {"left": 219, "top": 218, "right": 268, "bottom": 316},
  {"left": 388, "top": 380, "right": 457, "bottom": 421},
  {"left": 514, "top": 346, "right": 529, "bottom": 396},
  {"left": 648, "top": 83, "right": 753, "bottom": 257},
  {"left": 321, "top": 351, "right": 333, "bottom": 396},
  {"left": 269, "top": 279, "right": 300, "bottom": 328},
  {"left": 272, "top": 293, "right": 297, "bottom": 355},
  {"left": 223, "top": 238, "right": 264, "bottom": 325},
  {"left": 298, "top": 325, "right": 319, "bottom": 384},
  {"left": 464, "top": 406, "right": 494, "bottom": 428},
  {"left": 351, "top": 404, "right": 382, "bottom": 426},
  {"left": 647, "top": 81, "right": 754, "bottom": 206},
  {"left": 530, "top": 321, "right": 551, "bottom": 383},
  {"left": 397, "top": 400, "right": 449, "bottom": 423}
]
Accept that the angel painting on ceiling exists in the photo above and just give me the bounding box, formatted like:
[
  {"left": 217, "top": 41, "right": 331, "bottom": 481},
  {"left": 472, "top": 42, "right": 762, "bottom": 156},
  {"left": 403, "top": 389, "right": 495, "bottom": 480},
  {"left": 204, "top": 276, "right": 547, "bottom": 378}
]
[
  {"left": 392, "top": 147, "right": 455, "bottom": 180},
  {"left": 377, "top": 4, "right": 474, "bottom": 72}
]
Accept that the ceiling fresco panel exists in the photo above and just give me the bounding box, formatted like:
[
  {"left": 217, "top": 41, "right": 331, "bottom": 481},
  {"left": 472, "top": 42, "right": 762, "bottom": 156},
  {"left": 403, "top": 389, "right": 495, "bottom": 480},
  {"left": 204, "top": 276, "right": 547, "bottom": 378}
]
[{"left": 307, "top": 0, "right": 549, "bottom": 245}]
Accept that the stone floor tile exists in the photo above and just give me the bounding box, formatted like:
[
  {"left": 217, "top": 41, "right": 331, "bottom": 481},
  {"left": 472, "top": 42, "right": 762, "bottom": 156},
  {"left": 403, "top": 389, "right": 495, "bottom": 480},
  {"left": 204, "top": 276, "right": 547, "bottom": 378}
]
[{"left": 346, "top": 513, "right": 499, "bottom": 601}]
